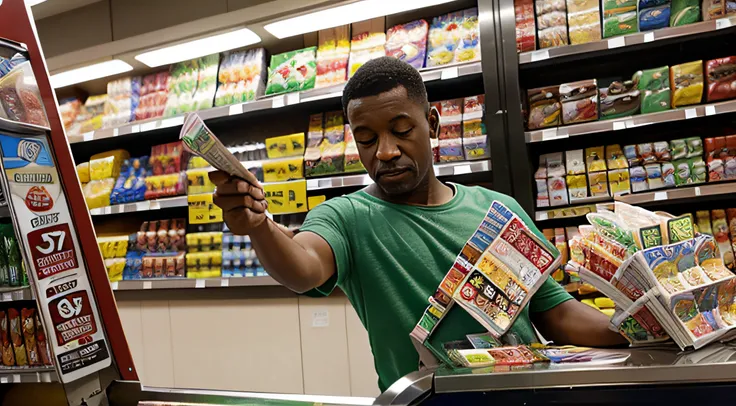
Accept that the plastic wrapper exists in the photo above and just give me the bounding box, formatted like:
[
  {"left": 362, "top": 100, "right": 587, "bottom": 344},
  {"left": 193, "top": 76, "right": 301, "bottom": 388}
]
[
  {"left": 686, "top": 137, "right": 703, "bottom": 158},
  {"left": 605, "top": 145, "right": 628, "bottom": 169},
  {"left": 349, "top": 20, "right": 386, "bottom": 78},
  {"left": 634, "top": 66, "right": 671, "bottom": 114},
  {"left": 456, "top": 9, "right": 481, "bottom": 63},
  {"left": 266, "top": 47, "right": 317, "bottom": 95},
  {"left": 386, "top": 20, "right": 429, "bottom": 69},
  {"left": 653, "top": 141, "right": 672, "bottom": 162},
  {"left": 104, "top": 76, "right": 140, "bottom": 128},
  {"left": 77, "top": 161, "right": 90, "bottom": 183},
  {"left": 314, "top": 27, "right": 350, "bottom": 88},
  {"left": 164, "top": 54, "right": 218, "bottom": 116},
  {"left": 0, "top": 311, "right": 14, "bottom": 366},
  {"left": 567, "top": 174, "right": 588, "bottom": 202},
  {"left": 670, "top": 0, "right": 701, "bottom": 25},
  {"left": 645, "top": 163, "right": 664, "bottom": 189},
  {"left": 515, "top": 0, "right": 537, "bottom": 52},
  {"left": 639, "top": 4, "right": 671, "bottom": 31},
  {"left": 427, "top": 9, "right": 480, "bottom": 66},
  {"left": 586, "top": 146, "right": 607, "bottom": 172},
  {"left": 603, "top": 11, "right": 638, "bottom": 38},
  {"left": 0, "top": 61, "right": 48, "bottom": 127},
  {"left": 21, "top": 308, "right": 40, "bottom": 366},
  {"left": 560, "top": 79, "right": 598, "bottom": 124},
  {"left": 706, "top": 56, "right": 736, "bottom": 102},
  {"left": 8, "top": 309, "right": 25, "bottom": 366},
  {"left": 83, "top": 178, "right": 114, "bottom": 209},
  {"left": 609, "top": 169, "right": 631, "bottom": 195},
  {"left": 343, "top": 125, "right": 365, "bottom": 173},
  {"left": 589, "top": 171, "right": 610, "bottom": 197},
  {"left": 630, "top": 166, "right": 648, "bottom": 192},
  {"left": 110, "top": 156, "right": 150, "bottom": 204},
  {"left": 215, "top": 48, "right": 266, "bottom": 105},
  {"left": 637, "top": 143, "right": 656, "bottom": 164},
  {"left": 134, "top": 72, "right": 169, "bottom": 120},
  {"left": 670, "top": 138, "right": 687, "bottom": 160},
  {"left": 536, "top": 0, "right": 569, "bottom": 48},
  {"left": 548, "top": 176, "right": 569, "bottom": 206},
  {"left": 59, "top": 98, "right": 82, "bottom": 135},
  {"left": 527, "top": 86, "right": 561, "bottom": 129},
  {"left": 567, "top": 0, "right": 602, "bottom": 44},
  {"left": 600, "top": 80, "right": 641, "bottom": 119},
  {"left": 702, "top": 0, "right": 727, "bottom": 20}
]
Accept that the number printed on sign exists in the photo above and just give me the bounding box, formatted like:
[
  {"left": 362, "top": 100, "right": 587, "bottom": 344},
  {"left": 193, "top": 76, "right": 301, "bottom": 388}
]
[
  {"left": 47, "top": 290, "right": 97, "bottom": 346},
  {"left": 27, "top": 223, "right": 78, "bottom": 279}
]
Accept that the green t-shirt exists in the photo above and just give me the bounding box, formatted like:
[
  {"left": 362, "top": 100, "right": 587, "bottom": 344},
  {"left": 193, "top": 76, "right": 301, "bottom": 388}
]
[{"left": 299, "top": 184, "right": 573, "bottom": 391}]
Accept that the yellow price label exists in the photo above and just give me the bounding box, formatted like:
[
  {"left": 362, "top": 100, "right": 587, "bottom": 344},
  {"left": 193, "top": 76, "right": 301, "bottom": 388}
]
[{"left": 188, "top": 194, "right": 223, "bottom": 224}]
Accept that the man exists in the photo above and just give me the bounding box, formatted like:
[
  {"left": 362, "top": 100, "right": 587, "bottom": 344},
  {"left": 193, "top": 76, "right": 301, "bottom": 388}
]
[{"left": 210, "top": 57, "right": 627, "bottom": 392}]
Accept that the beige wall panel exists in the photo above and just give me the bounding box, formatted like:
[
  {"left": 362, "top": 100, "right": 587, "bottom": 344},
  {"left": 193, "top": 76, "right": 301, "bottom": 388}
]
[
  {"left": 115, "top": 300, "right": 146, "bottom": 382},
  {"left": 111, "top": 0, "right": 228, "bottom": 40},
  {"left": 35, "top": 1, "right": 112, "bottom": 58},
  {"left": 139, "top": 301, "right": 176, "bottom": 387},
  {"left": 344, "top": 299, "right": 380, "bottom": 397},
  {"left": 226, "top": 0, "right": 276, "bottom": 11},
  {"left": 298, "top": 296, "right": 350, "bottom": 396},
  {"left": 168, "top": 298, "right": 304, "bottom": 394}
]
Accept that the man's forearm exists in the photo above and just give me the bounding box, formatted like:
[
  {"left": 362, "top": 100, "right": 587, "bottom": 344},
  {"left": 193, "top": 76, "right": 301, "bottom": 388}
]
[{"left": 534, "top": 300, "right": 629, "bottom": 347}]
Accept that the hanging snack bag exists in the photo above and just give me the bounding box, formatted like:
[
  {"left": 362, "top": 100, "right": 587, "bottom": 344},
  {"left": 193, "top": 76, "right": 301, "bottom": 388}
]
[{"left": 633, "top": 66, "right": 671, "bottom": 114}]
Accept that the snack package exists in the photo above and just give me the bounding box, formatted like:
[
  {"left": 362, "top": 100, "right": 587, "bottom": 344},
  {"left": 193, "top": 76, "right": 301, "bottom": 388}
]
[
  {"left": 386, "top": 20, "right": 429, "bottom": 69},
  {"left": 547, "top": 152, "right": 566, "bottom": 177},
  {"left": 670, "top": 61, "right": 704, "bottom": 107},
  {"left": 609, "top": 168, "right": 631, "bottom": 195},
  {"left": 21, "top": 308, "right": 40, "bottom": 366},
  {"left": 713, "top": 209, "right": 736, "bottom": 269},
  {"left": 103, "top": 76, "right": 140, "bottom": 128},
  {"left": 662, "top": 162, "right": 676, "bottom": 186},
  {"left": 527, "top": 86, "right": 562, "bottom": 129},
  {"left": 462, "top": 95, "right": 489, "bottom": 160},
  {"left": 634, "top": 66, "right": 671, "bottom": 114},
  {"left": 606, "top": 145, "right": 629, "bottom": 169},
  {"left": 560, "top": 79, "right": 599, "bottom": 124},
  {"left": 691, "top": 158, "right": 707, "bottom": 183},
  {"left": 34, "top": 312, "right": 52, "bottom": 366},
  {"left": 645, "top": 163, "right": 664, "bottom": 189},
  {"left": 8, "top": 308, "right": 26, "bottom": 366},
  {"left": 134, "top": 71, "right": 169, "bottom": 121},
  {"left": 630, "top": 166, "right": 649, "bottom": 192},
  {"left": 585, "top": 146, "right": 607, "bottom": 172},
  {"left": 706, "top": 137, "right": 725, "bottom": 181},
  {"left": 599, "top": 80, "right": 641, "bottom": 119},
  {"left": 315, "top": 27, "right": 350, "bottom": 89},
  {"left": 0, "top": 311, "right": 14, "bottom": 366},
  {"left": 702, "top": 0, "right": 726, "bottom": 20},
  {"left": 566, "top": 149, "right": 586, "bottom": 174},
  {"left": 0, "top": 61, "right": 49, "bottom": 127},
  {"left": 343, "top": 125, "right": 365, "bottom": 173},
  {"left": 639, "top": 4, "right": 671, "bottom": 31},
  {"left": 536, "top": 0, "right": 570, "bottom": 48},
  {"left": 588, "top": 171, "right": 610, "bottom": 197},
  {"left": 536, "top": 178, "right": 550, "bottom": 207},
  {"left": 59, "top": 98, "right": 82, "bottom": 135},
  {"left": 686, "top": 137, "right": 703, "bottom": 158},
  {"left": 548, "top": 176, "right": 569, "bottom": 206},
  {"left": 455, "top": 8, "right": 481, "bottom": 63},
  {"left": 426, "top": 9, "right": 480, "bottom": 66},
  {"left": 265, "top": 48, "right": 317, "bottom": 95},
  {"left": 82, "top": 178, "right": 114, "bottom": 209},
  {"left": 603, "top": 11, "right": 638, "bottom": 38},
  {"left": 77, "top": 161, "right": 90, "bottom": 183},
  {"left": 696, "top": 210, "right": 713, "bottom": 235},
  {"left": 653, "top": 141, "right": 672, "bottom": 162},
  {"left": 726, "top": 135, "right": 736, "bottom": 179},
  {"left": 567, "top": 174, "right": 589, "bottom": 202},
  {"left": 706, "top": 57, "right": 736, "bottom": 102},
  {"left": 673, "top": 159, "right": 691, "bottom": 185},
  {"left": 566, "top": 0, "right": 602, "bottom": 45},
  {"left": 670, "top": 0, "right": 701, "bottom": 25},
  {"left": 110, "top": 156, "right": 150, "bottom": 204},
  {"left": 78, "top": 94, "right": 106, "bottom": 133},
  {"left": 215, "top": 48, "right": 267, "bottom": 106},
  {"left": 349, "top": 20, "right": 387, "bottom": 77},
  {"left": 670, "top": 138, "right": 688, "bottom": 160},
  {"left": 515, "top": 0, "right": 537, "bottom": 52}
]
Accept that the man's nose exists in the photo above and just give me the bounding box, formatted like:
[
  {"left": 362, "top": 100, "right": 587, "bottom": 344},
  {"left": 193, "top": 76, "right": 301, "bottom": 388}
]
[{"left": 375, "top": 135, "right": 401, "bottom": 161}]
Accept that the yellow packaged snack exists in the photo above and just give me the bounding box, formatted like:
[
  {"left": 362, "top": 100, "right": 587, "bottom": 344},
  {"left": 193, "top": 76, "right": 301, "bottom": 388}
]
[
  {"left": 670, "top": 61, "right": 704, "bottom": 108},
  {"left": 608, "top": 169, "right": 631, "bottom": 196},
  {"left": 585, "top": 146, "right": 607, "bottom": 172},
  {"left": 588, "top": 171, "right": 609, "bottom": 197},
  {"left": 82, "top": 178, "right": 114, "bottom": 209},
  {"left": 581, "top": 299, "right": 598, "bottom": 309},
  {"left": 263, "top": 157, "right": 304, "bottom": 182},
  {"left": 600, "top": 308, "right": 615, "bottom": 317},
  {"left": 186, "top": 168, "right": 215, "bottom": 195},
  {"left": 594, "top": 297, "right": 615, "bottom": 308},
  {"left": 77, "top": 162, "right": 90, "bottom": 183},
  {"left": 265, "top": 133, "right": 306, "bottom": 159},
  {"left": 566, "top": 174, "right": 588, "bottom": 202}
]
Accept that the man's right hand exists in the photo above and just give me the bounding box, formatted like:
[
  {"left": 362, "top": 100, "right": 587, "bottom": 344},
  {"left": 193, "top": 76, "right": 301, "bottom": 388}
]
[{"left": 209, "top": 170, "right": 268, "bottom": 235}]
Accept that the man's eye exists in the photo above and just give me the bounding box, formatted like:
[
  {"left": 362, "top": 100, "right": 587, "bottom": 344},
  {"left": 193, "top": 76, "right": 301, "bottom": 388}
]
[
  {"left": 394, "top": 128, "right": 413, "bottom": 136},
  {"left": 356, "top": 137, "right": 377, "bottom": 145}
]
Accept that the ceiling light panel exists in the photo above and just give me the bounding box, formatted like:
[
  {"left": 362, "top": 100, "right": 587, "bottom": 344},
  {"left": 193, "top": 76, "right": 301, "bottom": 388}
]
[{"left": 50, "top": 59, "right": 133, "bottom": 88}]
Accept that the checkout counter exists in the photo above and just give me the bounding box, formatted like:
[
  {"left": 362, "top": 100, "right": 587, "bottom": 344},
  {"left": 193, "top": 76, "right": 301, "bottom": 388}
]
[{"left": 105, "top": 343, "right": 736, "bottom": 406}]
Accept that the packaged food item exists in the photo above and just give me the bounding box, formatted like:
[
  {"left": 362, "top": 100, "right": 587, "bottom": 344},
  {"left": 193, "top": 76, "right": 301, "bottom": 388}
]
[
  {"left": 343, "top": 125, "right": 365, "bottom": 173},
  {"left": 653, "top": 141, "right": 671, "bottom": 162},
  {"left": 599, "top": 80, "right": 641, "bottom": 119},
  {"left": 560, "top": 80, "right": 598, "bottom": 124},
  {"left": 8, "top": 308, "right": 25, "bottom": 366},
  {"left": 20, "top": 308, "right": 40, "bottom": 366},
  {"left": 426, "top": 8, "right": 480, "bottom": 66},
  {"left": 712, "top": 209, "right": 735, "bottom": 269},
  {"left": 463, "top": 95, "right": 489, "bottom": 160},
  {"left": 59, "top": 98, "right": 82, "bottom": 135},
  {"left": 215, "top": 48, "right": 267, "bottom": 105},
  {"left": 645, "top": 163, "right": 664, "bottom": 189},
  {"left": 536, "top": 178, "right": 550, "bottom": 207},
  {"left": 566, "top": 0, "right": 602, "bottom": 44},
  {"left": 662, "top": 162, "right": 676, "bottom": 186},
  {"left": 111, "top": 156, "right": 150, "bottom": 204},
  {"left": 103, "top": 76, "right": 140, "bottom": 128},
  {"left": 265, "top": 48, "right": 318, "bottom": 95},
  {"left": 609, "top": 168, "right": 631, "bottom": 195},
  {"left": 548, "top": 176, "right": 569, "bottom": 206},
  {"left": 606, "top": 144, "right": 629, "bottom": 169},
  {"left": 149, "top": 141, "right": 188, "bottom": 175},
  {"left": 588, "top": 171, "right": 610, "bottom": 197},
  {"left": 134, "top": 72, "right": 169, "bottom": 120},
  {"left": 670, "top": 0, "right": 701, "bottom": 25},
  {"left": 685, "top": 137, "right": 703, "bottom": 158},
  {"left": 702, "top": 0, "right": 726, "bottom": 20},
  {"left": 89, "top": 150, "right": 130, "bottom": 181},
  {"left": 603, "top": 11, "right": 638, "bottom": 38},
  {"left": 527, "top": 86, "right": 561, "bottom": 129},
  {"left": 386, "top": 20, "right": 429, "bottom": 69},
  {"left": 566, "top": 149, "right": 586, "bottom": 174},
  {"left": 706, "top": 137, "right": 725, "bottom": 181},
  {"left": 515, "top": 0, "right": 537, "bottom": 52},
  {"left": 349, "top": 19, "right": 387, "bottom": 77},
  {"left": 706, "top": 57, "right": 736, "bottom": 102},
  {"left": 315, "top": 27, "right": 350, "bottom": 88},
  {"left": 726, "top": 135, "right": 736, "bottom": 179},
  {"left": 585, "top": 146, "right": 607, "bottom": 172},
  {"left": 691, "top": 158, "right": 707, "bottom": 183},
  {"left": 455, "top": 8, "right": 481, "bottom": 63},
  {"left": 265, "top": 133, "right": 305, "bottom": 159},
  {"left": 536, "top": 0, "right": 569, "bottom": 48},
  {"left": 639, "top": 4, "right": 671, "bottom": 31},
  {"left": 673, "top": 159, "right": 691, "bottom": 185},
  {"left": 547, "top": 152, "right": 566, "bottom": 177},
  {"left": 77, "top": 161, "right": 90, "bottom": 183},
  {"left": 696, "top": 210, "right": 713, "bottom": 235},
  {"left": 670, "top": 138, "right": 688, "bottom": 160},
  {"left": 34, "top": 312, "right": 51, "bottom": 366},
  {"left": 567, "top": 174, "right": 588, "bottom": 202},
  {"left": 669, "top": 61, "right": 704, "bottom": 107},
  {"left": 0, "top": 311, "right": 14, "bottom": 366},
  {"left": 728, "top": 209, "right": 736, "bottom": 256},
  {"left": 0, "top": 61, "right": 49, "bottom": 127},
  {"left": 634, "top": 66, "right": 671, "bottom": 114},
  {"left": 630, "top": 166, "right": 648, "bottom": 192},
  {"left": 82, "top": 178, "right": 114, "bottom": 209}
]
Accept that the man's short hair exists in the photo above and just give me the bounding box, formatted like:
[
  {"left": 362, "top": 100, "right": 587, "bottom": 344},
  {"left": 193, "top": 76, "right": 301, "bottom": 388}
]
[{"left": 341, "top": 56, "right": 429, "bottom": 115}]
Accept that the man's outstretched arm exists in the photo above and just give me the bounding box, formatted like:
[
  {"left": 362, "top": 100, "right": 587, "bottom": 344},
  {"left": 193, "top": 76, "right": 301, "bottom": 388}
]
[{"left": 532, "top": 299, "right": 629, "bottom": 346}]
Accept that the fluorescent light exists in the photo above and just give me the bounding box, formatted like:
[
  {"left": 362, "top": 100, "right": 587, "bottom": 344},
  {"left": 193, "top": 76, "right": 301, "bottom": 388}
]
[
  {"left": 50, "top": 60, "right": 133, "bottom": 88},
  {"left": 26, "top": 0, "right": 48, "bottom": 6},
  {"left": 135, "top": 28, "right": 261, "bottom": 68},
  {"left": 264, "top": 0, "right": 459, "bottom": 39}
]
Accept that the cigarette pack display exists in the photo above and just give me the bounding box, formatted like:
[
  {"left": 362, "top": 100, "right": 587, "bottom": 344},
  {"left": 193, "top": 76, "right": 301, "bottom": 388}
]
[
  {"left": 566, "top": 0, "right": 602, "bottom": 44},
  {"left": 215, "top": 48, "right": 267, "bottom": 105},
  {"left": 702, "top": 0, "right": 726, "bottom": 20},
  {"left": 567, "top": 174, "right": 588, "bottom": 202},
  {"left": 0, "top": 311, "right": 13, "bottom": 366},
  {"left": 386, "top": 20, "right": 429, "bottom": 69},
  {"left": 603, "top": 11, "right": 638, "bottom": 38},
  {"left": 515, "top": 0, "right": 537, "bottom": 52},
  {"left": 609, "top": 168, "right": 631, "bottom": 195},
  {"left": 349, "top": 20, "right": 386, "bottom": 77},
  {"left": 706, "top": 56, "right": 736, "bottom": 102},
  {"left": 315, "top": 26, "right": 350, "bottom": 88},
  {"left": 7, "top": 309, "right": 25, "bottom": 366},
  {"left": 634, "top": 66, "right": 672, "bottom": 114},
  {"left": 536, "top": 0, "right": 569, "bottom": 48},
  {"left": 639, "top": 4, "right": 671, "bottom": 31},
  {"left": 560, "top": 79, "right": 598, "bottom": 124},
  {"left": 600, "top": 81, "right": 641, "bottom": 119},
  {"left": 548, "top": 176, "right": 569, "bottom": 206},
  {"left": 134, "top": 71, "right": 169, "bottom": 121},
  {"left": 527, "top": 86, "right": 561, "bottom": 129},
  {"left": 712, "top": 210, "right": 735, "bottom": 269},
  {"left": 670, "top": 0, "right": 700, "bottom": 25},
  {"left": 670, "top": 61, "right": 704, "bottom": 107},
  {"left": 0, "top": 61, "right": 48, "bottom": 127},
  {"left": 103, "top": 76, "right": 140, "bottom": 128},
  {"left": 265, "top": 47, "right": 318, "bottom": 95}
]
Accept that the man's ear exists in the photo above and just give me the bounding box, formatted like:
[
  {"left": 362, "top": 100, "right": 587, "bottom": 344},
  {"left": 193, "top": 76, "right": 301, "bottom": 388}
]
[{"left": 428, "top": 106, "right": 440, "bottom": 138}]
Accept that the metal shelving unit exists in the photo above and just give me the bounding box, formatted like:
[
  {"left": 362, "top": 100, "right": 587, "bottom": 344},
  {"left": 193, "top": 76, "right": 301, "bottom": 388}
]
[
  {"left": 0, "top": 367, "right": 56, "bottom": 383},
  {"left": 110, "top": 276, "right": 280, "bottom": 291}
]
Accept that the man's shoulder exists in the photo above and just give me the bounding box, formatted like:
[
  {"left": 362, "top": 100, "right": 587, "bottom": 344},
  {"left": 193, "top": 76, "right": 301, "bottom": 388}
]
[
  {"left": 456, "top": 184, "right": 517, "bottom": 206},
  {"left": 305, "top": 190, "right": 369, "bottom": 219}
]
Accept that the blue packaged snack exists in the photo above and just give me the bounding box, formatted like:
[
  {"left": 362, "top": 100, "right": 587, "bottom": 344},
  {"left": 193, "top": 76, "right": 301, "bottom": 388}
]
[
  {"left": 639, "top": 0, "right": 669, "bottom": 8},
  {"left": 110, "top": 156, "right": 150, "bottom": 204},
  {"left": 386, "top": 19, "right": 429, "bottom": 69},
  {"left": 123, "top": 251, "right": 144, "bottom": 280},
  {"left": 639, "top": 4, "right": 671, "bottom": 31}
]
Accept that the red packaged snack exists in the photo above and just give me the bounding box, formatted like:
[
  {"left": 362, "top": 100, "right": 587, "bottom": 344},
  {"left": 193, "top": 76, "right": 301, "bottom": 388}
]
[
  {"left": 141, "top": 256, "right": 154, "bottom": 278},
  {"left": 34, "top": 312, "right": 52, "bottom": 366},
  {"left": 0, "top": 311, "right": 15, "bottom": 366},
  {"left": 21, "top": 308, "right": 41, "bottom": 366},
  {"left": 726, "top": 136, "right": 736, "bottom": 180},
  {"left": 439, "top": 98, "right": 463, "bottom": 119},
  {"left": 515, "top": 0, "right": 536, "bottom": 52},
  {"left": 486, "top": 346, "right": 534, "bottom": 365},
  {"left": 135, "top": 71, "right": 170, "bottom": 120},
  {"left": 706, "top": 57, "right": 736, "bottom": 102},
  {"left": 8, "top": 308, "right": 27, "bottom": 366},
  {"left": 150, "top": 141, "right": 188, "bottom": 175}
]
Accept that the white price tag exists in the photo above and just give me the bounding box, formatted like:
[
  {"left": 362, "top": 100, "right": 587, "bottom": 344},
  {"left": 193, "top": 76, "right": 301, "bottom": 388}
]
[
  {"left": 307, "top": 179, "right": 319, "bottom": 189},
  {"left": 140, "top": 121, "right": 158, "bottom": 132},
  {"left": 440, "top": 66, "right": 459, "bottom": 80},
  {"left": 454, "top": 165, "right": 472, "bottom": 175},
  {"left": 228, "top": 104, "right": 243, "bottom": 116},
  {"left": 2, "top": 293, "right": 11, "bottom": 301},
  {"left": 1, "top": 377, "right": 7, "bottom": 383},
  {"left": 272, "top": 95, "right": 286, "bottom": 109},
  {"left": 608, "top": 36, "right": 626, "bottom": 49},
  {"left": 685, "top": 108, "right": 697, "bottom": 119},
  {"left": 312, "top": 310, "right": 330, "bottom": 327},
  {"left": 220, "top": 278, "right": 229, "bottom": 287},
  {"left": 613, "top": 121, "right": 626, "bottom": 131},
  {"left": 694, "top": 187, "right": 701, "bottom": 196},
  {"left": 716, "top": 18, "right": 733, "bottom": 30},
  {"left": 143, "top": 281, "right": 152, "bottom": 290},
  {"left": 110, "top": 281, "right": 118, "bottom": 290},
  {"left": 160, "top": 116, "right": 184, "bottom": 128},
  {"left": 541, "top": 129, "right": 558, "bottom": 140},
  {"left": 83, "top": 131, "right": 94, "bottom": 142},
  {"left": 286, "top": 92, "right": 300, "bottom": 105},
  {"left": 643, "top": 32, "right": 655, "bottom": 42},
  {"left": 149, "top": 200, "right": 161, "bottom": 210},
  {"left": 537, "top": 211, "right": 549, "bottom": 221},
  {"left": 654, "top": 191, "right": 668, "bottom": 201},
  {"left": 12, "top": 374, "right": 19, "bottom": 382},
  {"left": 530, "top": 49, "right": 550, "bottom": 62},
  {"left": 195, "top": 279, "right": 206, "bottom": 288},
  {"left": 135, "top": 201, "right": 149, "bottom": 211},
  {"left": 131, "top": 124, "right": 141, "bottom": 133},
  {"left": 113, "top": 128, "right": 119, "bottom": 137},
  {"left": 706, "top": 105, "right": 717, "bottom": 116}
]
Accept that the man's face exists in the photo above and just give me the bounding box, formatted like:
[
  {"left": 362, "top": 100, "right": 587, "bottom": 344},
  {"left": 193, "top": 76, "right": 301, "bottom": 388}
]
[{"left": 347, "top": 86, "right": 438, "bottom": 197}]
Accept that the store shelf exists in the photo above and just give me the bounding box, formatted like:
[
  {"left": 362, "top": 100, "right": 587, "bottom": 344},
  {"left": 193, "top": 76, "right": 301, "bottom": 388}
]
[
  {"left": 67, "top": 61, "right": 483, "bottom": 145},
  {"left": 110, "top": 276, "right": 280, "bottom": 291},
  {"left": 88, "top": 160, "right": 491, "bottom": 216},
  {"left": 615, "top": 182, "right": 736, "bottom": 205},
  {"left": 0, "top": 116, "right": 50, "bottom": 135},
  {"left": 0, "top": 286, "right": 34, "bottom": 301},
  {"left": 535, "top": 197, "right": 613, "bottom": 221},
  {"left": 525, "top": 98, "right": 736, "bottom": 143},
  {"left": 0, "top": 367, "right": 56, "bottom": 383},
  {"left": 519, "top": 16, "right": 736, "bottom": 65}
]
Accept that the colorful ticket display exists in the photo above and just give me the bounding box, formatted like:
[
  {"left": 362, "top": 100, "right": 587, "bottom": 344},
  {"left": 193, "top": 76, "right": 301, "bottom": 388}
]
[
  {"left": 0, "top": 132, "right": 110, "bottom": 382},
  {"left": 410, "top": 201, "right": 560, "bottom": 366}
]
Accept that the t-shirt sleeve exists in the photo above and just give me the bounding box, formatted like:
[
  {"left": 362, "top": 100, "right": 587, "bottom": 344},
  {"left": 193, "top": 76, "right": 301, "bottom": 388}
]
[{"left": 298, "top": 198, "right": 353, "bottom": 296}]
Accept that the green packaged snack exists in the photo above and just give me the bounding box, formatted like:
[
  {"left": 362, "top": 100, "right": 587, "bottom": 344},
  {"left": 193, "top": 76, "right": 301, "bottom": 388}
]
[
  {"left": 633, "top": 66, "right": 671, "bottom": 114},
  {"left": 673, "top": 159, "right": 691, "bottom": 186},
  {"left": 603, "top": 12, "right": 638, "bottom": 38},
  {"left": 670, "top": 0, "right": 700, "bottom": 26},
  {"left": 0, "top": 225, "right": 7, "bottom": 287},
  {"left": 265, "top": 47, "right": 317, "bottom": 95},
  {"left": 685, "top": 137, "right": 703, "bottom": 158},
  {"left": 691, "top": 158, "right": 707, "bottom": 184},
  {"left": 670, "top": 139, "right": 688, "bottom": 160},
  {"left": 0, "top": 225, "right": 21, "bottom": 287}
]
